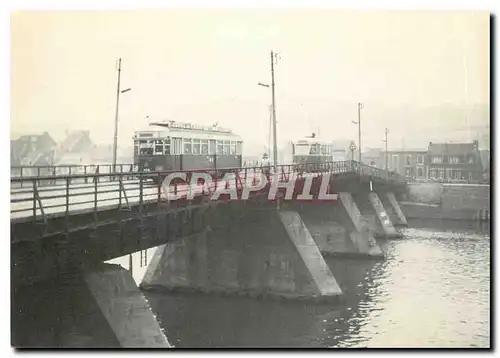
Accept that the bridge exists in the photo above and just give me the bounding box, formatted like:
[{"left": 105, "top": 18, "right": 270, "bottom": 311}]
[{"left": 11, "top": 160, "right": 409, "bottom": 348}]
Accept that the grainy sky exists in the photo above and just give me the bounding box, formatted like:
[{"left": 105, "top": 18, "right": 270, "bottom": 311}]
[{"left": 11, "top": 10, "right": 490, "bottom": 151}]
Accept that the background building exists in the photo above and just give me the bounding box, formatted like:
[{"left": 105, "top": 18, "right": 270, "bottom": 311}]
[
  {"left": 362, "top": 148, "right": 383, "bottom": 167},
  {"left": 10, "top": 132, "right": 57, "bottom": 167},
  {"left": 381, "top": 149, "right": 428, "bottom": 180},
  {"left": 427, "top": 140, "right": 484, "bottom": 181}
]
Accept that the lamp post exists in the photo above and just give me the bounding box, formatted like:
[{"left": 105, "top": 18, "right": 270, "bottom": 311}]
[
  {"left": 112, "top": 58, "right": 131, "bottom": 172},
  {"left": 382, "top": 128, "right": 388, "bottom": 179},
  {"left": 351, "top": 102, "right": 363, "bottom": 178},
  {"left": 258, "top": 83, "right": 271, "bottom": 163},
  {"left": 351, "top": 102, "right": 363, "bottom": 164},
  {"left": 257, "top": 50, "right": 279, "bottom": 176}
]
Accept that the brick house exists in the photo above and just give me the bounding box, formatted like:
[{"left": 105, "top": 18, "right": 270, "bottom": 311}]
[{"left": 427, "top": 140, "right": 484, "bottom": 181}]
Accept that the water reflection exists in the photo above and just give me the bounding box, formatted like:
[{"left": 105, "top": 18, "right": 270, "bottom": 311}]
[
  {"left": 146, "top": 220, "right": 490, "bottom": 348},
  {"left": 12, "top": 219, "right": 490, "bottom": 348}
]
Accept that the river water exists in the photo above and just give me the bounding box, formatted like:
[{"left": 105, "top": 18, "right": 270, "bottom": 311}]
[
  {"left": 145, "top": 219, "right": 490, "bottom": 348},
  {"left": 12, "top": 219, "right": 490, "bottom": 348}
]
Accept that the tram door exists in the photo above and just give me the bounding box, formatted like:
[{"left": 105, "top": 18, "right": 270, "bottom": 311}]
[{"left": 172, "top": 137, "right": 183, "bottom": 170}]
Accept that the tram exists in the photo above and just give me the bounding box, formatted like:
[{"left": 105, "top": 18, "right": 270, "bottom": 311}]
[
  {"left": 287, "top": 134, "right": 336, "bottom": 165},
  {"left": 133, "top": 119, "right": 243, "bottom": 181}
]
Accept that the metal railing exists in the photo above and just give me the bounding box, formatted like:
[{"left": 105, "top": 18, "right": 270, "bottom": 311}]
[
  {"left": 11, "top": 161, "right": 405, "bottom": 223},
  {"left": 10, "top": 164, "right": 138, "bottom": 187}
]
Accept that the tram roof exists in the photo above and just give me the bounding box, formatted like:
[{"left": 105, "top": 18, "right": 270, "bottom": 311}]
[
  {"left": 134, "top": 128, "right": 242, "bottom": 141},
  {"left": 291, "top": 136, "right": 334, "bottom": 146},
  {"left": 133, "top": 119, "right": 243, "bottom": 140}
]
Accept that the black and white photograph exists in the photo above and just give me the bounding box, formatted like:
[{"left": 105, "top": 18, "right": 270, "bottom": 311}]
[{"left": 8, "top": 5, "right": 491, "bottom": 349}]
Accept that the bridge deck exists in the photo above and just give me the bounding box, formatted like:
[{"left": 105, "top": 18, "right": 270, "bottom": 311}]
[{"left": 11, "top": 161, "right": 405, "bottom": 223}]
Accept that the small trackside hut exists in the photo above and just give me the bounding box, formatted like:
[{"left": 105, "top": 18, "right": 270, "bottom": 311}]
[{"left": 133, "top": 120, "right": 243, "bottom": 181}]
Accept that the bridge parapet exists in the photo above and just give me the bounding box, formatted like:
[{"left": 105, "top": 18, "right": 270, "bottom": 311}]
[
  {"left": 11, "top": 163, "right": 138, "bottom": 186},
  {"left": 11, "top": 161, "right": 406, "bottom": 240}
]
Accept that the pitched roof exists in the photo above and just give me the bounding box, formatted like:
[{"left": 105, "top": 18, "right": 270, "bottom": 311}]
[
  {"left": 60, "top": 131, "right": 91, "bottom": 152},
  {"left": 428, "top": 142, "right": 475, "bottom": 155}
]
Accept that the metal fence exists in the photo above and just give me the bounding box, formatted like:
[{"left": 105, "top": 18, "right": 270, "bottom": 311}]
[
  {"left": 10, "top": 161, "right": 405, "bottom": 223},
  {"left": 10, "top": 164, "right": 138, "bottom": 187}
]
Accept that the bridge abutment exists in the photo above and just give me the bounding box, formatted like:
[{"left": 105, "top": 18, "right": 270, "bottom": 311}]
[
  {"left": 140, "top": 204, "right": 343, "bottom": 302},
  {"left": 12, "top": 263, "right": 170, "bottom": 348}
]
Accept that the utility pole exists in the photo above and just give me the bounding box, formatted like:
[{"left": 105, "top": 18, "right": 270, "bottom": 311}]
[
  {"left": 357, "top": 102, "right": 362, "bottom": 165},
  {"left": 385, "top": 128, "right": 388, "bottom": 179},
  {"left": 270, "top": 51, "right": 278, "bottom": 175},
  {"left": 112, "top": 58, "right": 122, "bottom": 172},
  {"left": 268, "top": 104, "right": 273, "bottom": 157}
]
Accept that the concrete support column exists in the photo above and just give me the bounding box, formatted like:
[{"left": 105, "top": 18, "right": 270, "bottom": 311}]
[
  {"left": 84, "top": 263, "right": 170, "bottom": 348},
  {"left": 383, "top": 192, "right": 408, "bottom": 227},
  {"left": 337, "top": 193, "right": 385, "bottom": 257},
  {"left": 293, "top": 195, "right": 384, "bottom": 258},
  {"left": 366, "top": 192, "right": 399, "bottom": 238},
  {"left": 140, "top": 208, "right": 343, "bottom": 302}
]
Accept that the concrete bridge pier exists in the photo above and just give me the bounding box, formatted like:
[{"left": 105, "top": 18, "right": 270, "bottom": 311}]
[
  {"left": 12, "top": 263, "right": 170, "bottom": 348},
  {"left": 291, "top": 193, "right": 384, "bottom": 259},
  {"left": 140, "top": 202, "right": 343, "bottom": 302},
  {"left": 351, "top": 190, "right": 401, "bottom": 239},
  {"left": 380, "top": 192, "right": 408, "bottom": 227},
  {"left": 83, "top": 263, "right": 170, "bottom": 348}
]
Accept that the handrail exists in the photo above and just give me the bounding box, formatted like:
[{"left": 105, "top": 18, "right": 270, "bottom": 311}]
[{"left": 11, "top": 161, "right": 406, "bottom": 225}]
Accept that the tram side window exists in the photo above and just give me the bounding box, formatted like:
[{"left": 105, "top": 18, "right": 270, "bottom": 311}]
[
  {"left": 201, "top": 140, "right": 209, "bottom": 155},
  {"left": 236, "top": 141, "right": 242, "bottom": 155},
  {"left": 223, "top": 140, "right": 230, "bottom": 155},
  {"left": 164, "top": 137, "right": 171, "bottom": 155},
  {"left": 134, "top": 141, "right": 139, "bottom": 156},
  {"left": 230, "top": 141, "right": 236, "bottom": 155},
  {"left": 320, "top": 145, "right": 327, "bottom": 155},
  {"left": 209, "top": 140, "right": 216, "bottom": 155},
  {"left": 192, "top": 139, "right": 201, "bottom": 155},
  {"left": 309, "top": 144, "right": 318, "bottom": 155},
  {"left": 217, "top": 140, "right": 223, "bottom": 155},
  {"left": 184, "top": 138, "right": 192, "bottom": 155},
  {"left": 154, "top": 140, "right": 164, "bottom": 155}
]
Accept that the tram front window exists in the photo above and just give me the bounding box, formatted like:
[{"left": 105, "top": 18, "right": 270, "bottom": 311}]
[{"left": 139, "top": 140, "right": 154, "bottom": 155}]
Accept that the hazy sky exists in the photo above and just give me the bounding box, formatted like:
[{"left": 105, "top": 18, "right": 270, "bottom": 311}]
[{"left": 11, "top": 10, "right": 490, "bottom": 151}]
